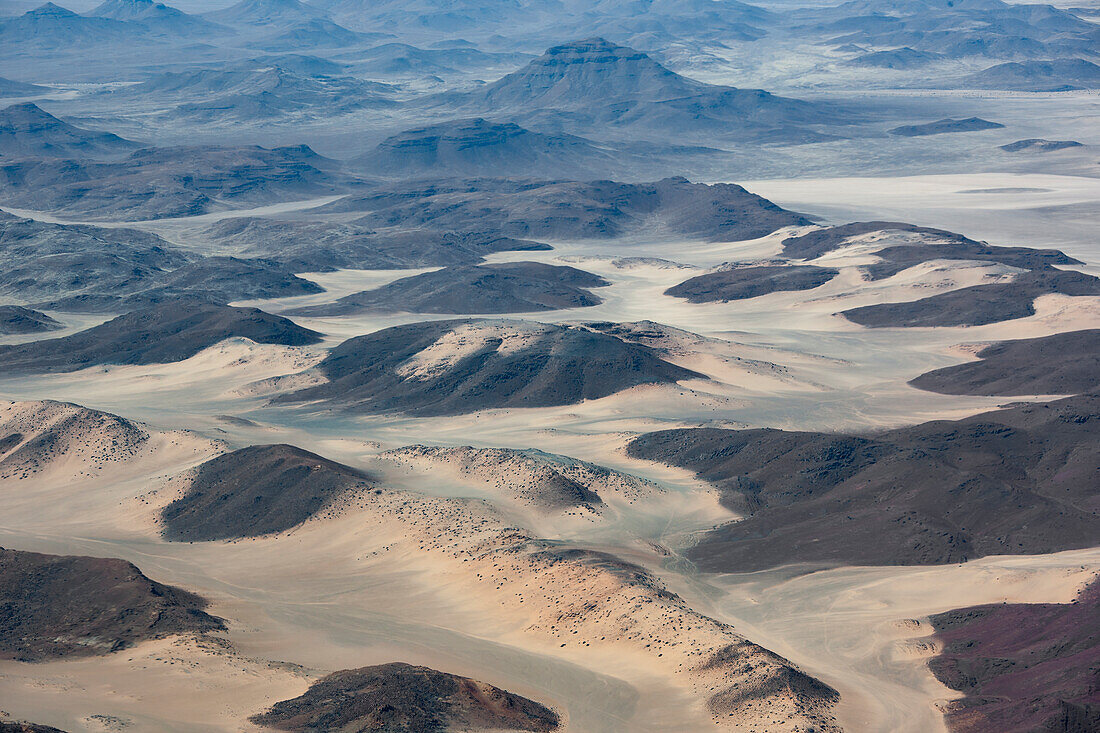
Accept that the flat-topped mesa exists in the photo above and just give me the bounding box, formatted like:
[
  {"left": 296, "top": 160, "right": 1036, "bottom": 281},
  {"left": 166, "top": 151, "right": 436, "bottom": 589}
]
[
  {"left": 0, "top": 547, "right": 224, "bottom": 662},
  {"left": 0, "top": 143, "right": 350, "bottom": 221},
  {"left": 250, "top": 662, "right": 561, "bottom": 732},
  {"left": 204, "top": 218, "right": 550, "bottom": 273},
  {"left": 780, "top": 220, "right": 1080, "bottom": 274},
  {"left": 428, "top": 37, "right": 844, "bottom": 143},
  {"left": 267, "top": 318, "right": 703, "bottom": 416},
  {"left": 0, "top": 301, "right": 322, "bottom": 374},
  {"left": 477, "top": 37, "right": 709, "bottom": 108}
]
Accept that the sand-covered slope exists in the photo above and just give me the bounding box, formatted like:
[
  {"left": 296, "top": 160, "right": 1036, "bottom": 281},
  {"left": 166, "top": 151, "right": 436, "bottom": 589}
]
[
  {"left": 0, "top": 302, "right": 321, "bottom": 374},
  {"left": 0, "top": 399, "right": 151, "bottom": 480},
  {"left": 775, "top": 220, "right": 1098, "bottom": 328},
  {"left": 0, "top": 547, "right": 224, "bottom": 662},
  {"left": 628, "top": 394, "right": 1100, "bottom": 570},
  {"left": 251, "top": 662, "right": 560, "bottom": 732},
  {"left": 928, "top": 577, "right": 1100, "bottom": 733},
  {"left": 910, "top": 329, "right": 1100, "bottom": 396},
  {"left": 780, "top": 221, "right": 1080, "bottom": 278},
  {"left": 379, "top": 444, "right": 660, "bottom": 515},
  {"left": 431, "top": 38, "right": 841, "bottom": 144},
  {"left": 267, "top": 319, "right": 702, "bottom": 416},
  {"left": 160, "top": 443, "right": 374, "bottom": 541},
  {"left": 842, "top": 268, "right": 1100, "bottom": 328},
  {"left": 189, "top": 468, "right": 841, "bottom": 732}
]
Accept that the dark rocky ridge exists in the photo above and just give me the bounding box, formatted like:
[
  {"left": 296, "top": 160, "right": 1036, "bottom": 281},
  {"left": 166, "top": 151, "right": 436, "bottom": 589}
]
[
  {"left": 889, "top": 117, "right": 1004, "bottom": 136},
  {"left": 354, "top": 117, "right": 615, "bottom": 179},
  {"left": 432, "top": 38, "right": 844, "bottom": 144},
  {"left": 271, "top": 319, "right": 703, "bottom": 416},
  {"left": 0, "top": 305, "right": 61, "bottom": 334},
  {"left": 910, "top": 329, "right": 1100, "bottom": 396},
  {"left": 845, "top": 47, "right": 941, "bottom": 68},
  {"left": 781, "top": 221, "right": 1080, "bottom": 279},
  {"left": 0, "top": 722, "right": 70, "bottom": 733},
  {"left": 779, "top": 221, "right": 1097, "bottom": 326},
  {"left": 100, "top": 59, "right": 395, "bottom": 124},
  {"left": 0, "top": 215, "right": 321, "bottom": 312},
  {"left": 0, "top": 77, "right": 50, "bottom": 97},
  {"left": 0, "top": 301, "right": 321, "bottom": 374},
  {"left": 250, "top": 662, "right": 559, "bottom": 732},
  {"left": 961, "top": 59, "right": 1100, "bottom": 92},
  {"left": 929, "top": 578, "right": 1100, "bottom": 733},
  {"left": 323, "top": 176, "right": 811, "bottom": 243},
  {"left": 204, "top": 217, "right": 551, "bottom": 272},
  {"left": 0, "top": 143, "right": 349, "bottom": 221},
  {"left": 0, "top": 547, "right": 224, "bottom": 661},
  {"left": 0, "top": 102, "right": 138, "bottom": 159},
  {"left": 1000, "top": 138, "right": 1083, "bottom": 153},
  {"left": 842, "top": 268, "right": 1100, "bottom": 328},
  {"left": 788, "top": 0, "right": 1098, "bottom": 62},
  {"left": 290, "top": 262, "right": 609, "bottom": 316},
  {"left": 161, "top": 444, "right": 373, "bottom": 541},
  {"left": 88, "top": 0, "right": 225, "bottom": 36},
  {"left": 665, "top": 265, "right": 839, "bottom": 303},
  {"left": 627, "top": 394, "right": 1100, "bottom": 570}
]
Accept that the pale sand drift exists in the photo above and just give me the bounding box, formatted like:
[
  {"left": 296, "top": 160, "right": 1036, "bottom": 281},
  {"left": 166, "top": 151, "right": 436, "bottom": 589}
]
[
  {"left": 0, "top": 400, "right": 836, "bottom": 732},
  {"left": 0, "top": 399, "right": 1096, "bottom": 733}
]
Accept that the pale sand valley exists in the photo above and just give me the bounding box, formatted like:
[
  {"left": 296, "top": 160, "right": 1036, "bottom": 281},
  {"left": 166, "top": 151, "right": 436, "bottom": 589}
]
[{"left": 0, "top": 0, "right": 1098, "bottom": 731}]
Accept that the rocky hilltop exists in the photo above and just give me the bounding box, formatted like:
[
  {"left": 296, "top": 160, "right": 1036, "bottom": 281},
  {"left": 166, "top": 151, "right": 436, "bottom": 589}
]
[
  {"left": 0, "top": 102, "right": 138, "bottom": 158},
  {"left": 0, "top": 306, "right": 61, "bottom": 335},
  {"left": 929, "top": 578, "right": 1100, "bottom": 733},
  {"left": 251, "top": 662, "right": 560, "bottom": 732},
  {"left": 354, "top": 118, "right": 614, "bottom": 179},
  {"left": 0, "top": 547, "right": 224, "bottom": 661},
  {"left": 290, "top": 262, "right": 609, "bottom": 316},
  {"left": 268, "top": 319, "right": 703, "bottom": 416},
  {"left": 161, "top": 444, "right": 375, "bottom": 541},
  {"left": 432, "top": 38, "right": 844, "bottom": 143},
  {"left": 0, "top": 302, "right": 321, "bottom": 374},
  {"left": 628, "top": 393, "right": 1100, "bottom": 570}
]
